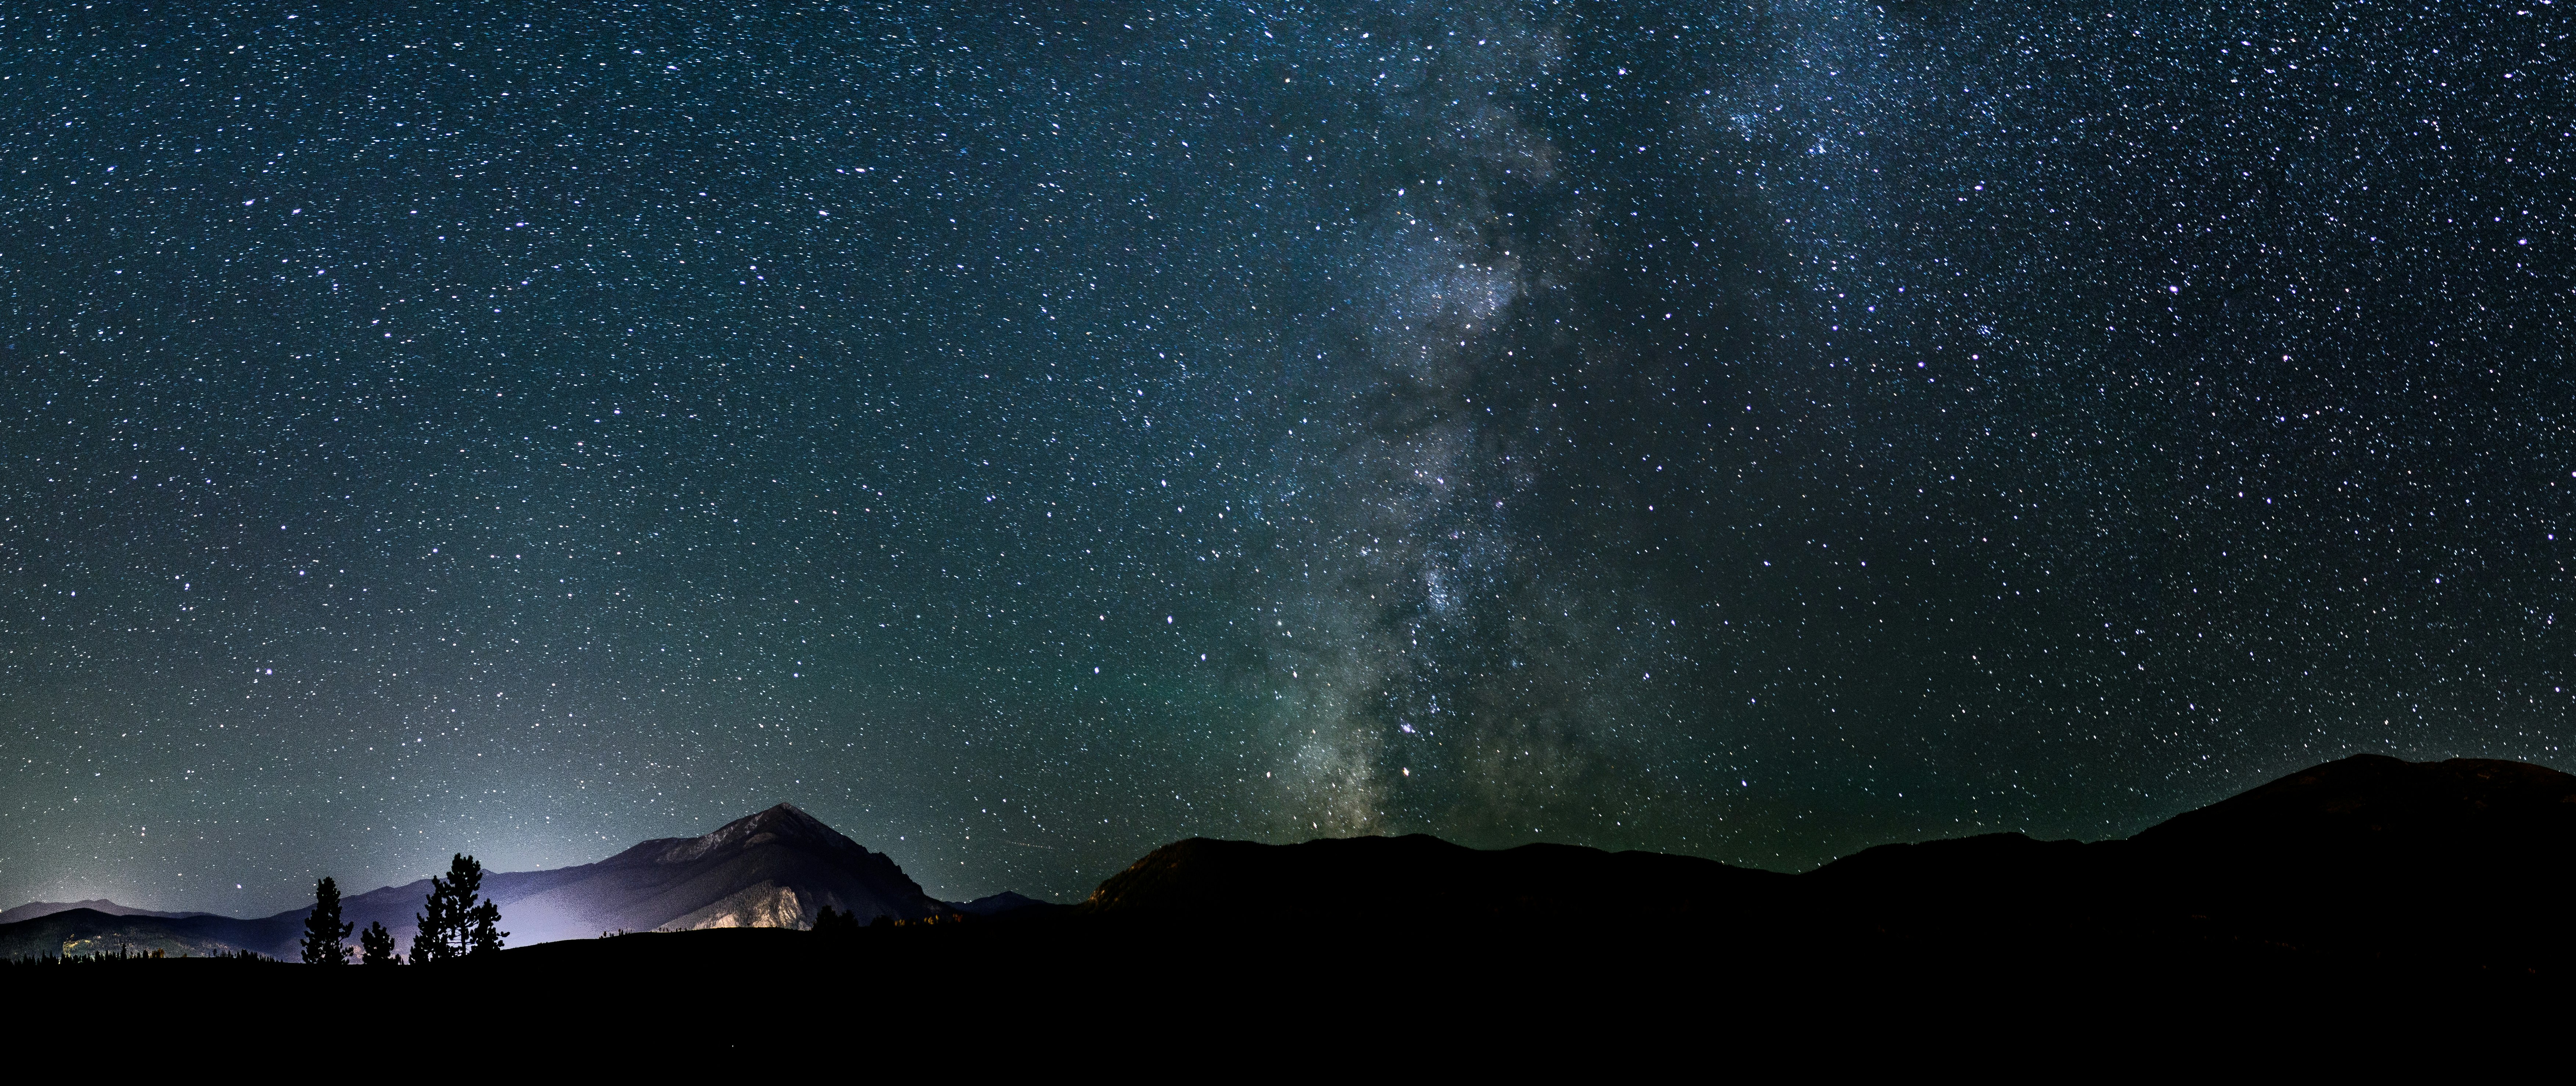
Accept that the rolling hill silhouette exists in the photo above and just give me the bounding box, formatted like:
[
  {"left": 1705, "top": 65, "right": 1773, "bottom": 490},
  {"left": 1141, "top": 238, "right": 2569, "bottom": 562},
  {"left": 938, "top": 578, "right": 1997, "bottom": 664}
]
[
  {"left": 0, "top": 899, "right": 213, "bottom": 926},
  {"left": 10, "top": 755, "right": 2570, "bottom": 980},
  {"left": 1791, "top": 754, "right": 2576, "bottom": 969},
  {"left": 1063, "top": 753, "right": 2576, "bottom": 977},
  {"left": 1077, "top": 834, "right": 1786, "bottom": 924}
]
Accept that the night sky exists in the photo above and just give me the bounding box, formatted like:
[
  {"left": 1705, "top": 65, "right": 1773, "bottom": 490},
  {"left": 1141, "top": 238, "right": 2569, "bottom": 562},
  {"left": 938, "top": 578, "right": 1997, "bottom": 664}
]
[{"left": 4, "top": 1, "right": 2571, "bottom": 914}]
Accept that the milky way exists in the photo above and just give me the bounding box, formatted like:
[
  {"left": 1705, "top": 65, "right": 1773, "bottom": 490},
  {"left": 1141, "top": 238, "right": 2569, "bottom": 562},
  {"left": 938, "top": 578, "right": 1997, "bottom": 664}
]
[{"left": 3, "top": 1, "right": 2570, "bottom": 913}]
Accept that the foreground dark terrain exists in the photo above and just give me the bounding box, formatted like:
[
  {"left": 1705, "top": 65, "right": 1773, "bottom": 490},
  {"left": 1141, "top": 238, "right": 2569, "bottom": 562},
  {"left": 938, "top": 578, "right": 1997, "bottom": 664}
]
[{"left": 5, "top": 754, "right": 2571, "bottom": 1035}]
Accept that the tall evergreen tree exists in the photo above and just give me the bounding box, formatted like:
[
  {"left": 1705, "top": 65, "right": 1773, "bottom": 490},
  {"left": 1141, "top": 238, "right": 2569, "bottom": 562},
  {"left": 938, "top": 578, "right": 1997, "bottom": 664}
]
[
  {"left": 464, "top": 893, "right": 507, "bottom": 957},
  {"left": 359, "top": 920, "right": 399, "bottom": 965},
  {"left": 410, "top": 863, "right": 457, "bottom": 964},
  {"left": 300, "top": 876, "right": 354, "bottom": 965},
  {"left": 409, "top": 853, "right": 506, "bottom": 963}
]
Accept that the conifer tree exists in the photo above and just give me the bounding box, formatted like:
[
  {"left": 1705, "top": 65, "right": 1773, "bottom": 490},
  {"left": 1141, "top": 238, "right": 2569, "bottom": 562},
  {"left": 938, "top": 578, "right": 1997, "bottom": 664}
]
[
  {"left": 464, "top": 893, "right": 506, "bottom": 957},
  {"left": 409, "top": 853, "right": 506, "bottom": 963},
  {"left": 359, "top": 920, "right": 399, "bottom": 965},
  {"left": 300, "top": 876, "right": 354, "bottom": 965},
  {"left": 410, "top": 867, "right": 456, "bottom": 964}
]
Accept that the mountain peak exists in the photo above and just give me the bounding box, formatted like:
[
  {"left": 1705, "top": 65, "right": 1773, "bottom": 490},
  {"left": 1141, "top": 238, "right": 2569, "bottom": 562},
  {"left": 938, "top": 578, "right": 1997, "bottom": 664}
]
[
  {"left": 729, "top": 802, "right": 837, "bottom": 841},
  {"left": 652, "top": 802, "right": 857, "bottom": 864}
]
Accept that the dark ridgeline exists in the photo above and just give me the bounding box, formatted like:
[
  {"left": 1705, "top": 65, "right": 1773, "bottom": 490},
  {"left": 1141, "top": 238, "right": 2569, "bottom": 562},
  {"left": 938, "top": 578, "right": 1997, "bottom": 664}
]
[
  {"left": 8, "top": 755, "right": 2574, "bottom": 1001},
  {"left": 1074, "top": 834, "right": 1782, "bottom": 926},
  {"left": 298, "top": 877, "right": 353, "bottom": 965},
  {"left": 409, "top": 855, "right": 506, "bottom": 964},
  {"left": 0, "top": 903, "right": 281, "bottom": 964},
  {"left": 948, "top": 891, "right": 1051, "bottom": 918},
  {"left": 0, "top": 900, "right": 211, "bottom": 926},
  {"left": 456, "top": 753, "right": 2576, "bottom": 1011},
  {"left": 1796, "top": 754, "right": 2576, "bottom": 974}
]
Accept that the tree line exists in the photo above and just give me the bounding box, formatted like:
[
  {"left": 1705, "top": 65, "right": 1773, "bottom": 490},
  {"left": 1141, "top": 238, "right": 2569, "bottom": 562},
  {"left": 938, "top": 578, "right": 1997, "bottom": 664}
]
[{"left": 300, "top": 853, "right": 507, "bottom": 965}]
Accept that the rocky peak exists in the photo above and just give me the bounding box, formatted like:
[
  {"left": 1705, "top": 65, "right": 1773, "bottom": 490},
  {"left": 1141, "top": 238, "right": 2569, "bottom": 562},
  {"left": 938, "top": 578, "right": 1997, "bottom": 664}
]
[{"left": 653, "top": 802, "right": 857, "bottom": 864}]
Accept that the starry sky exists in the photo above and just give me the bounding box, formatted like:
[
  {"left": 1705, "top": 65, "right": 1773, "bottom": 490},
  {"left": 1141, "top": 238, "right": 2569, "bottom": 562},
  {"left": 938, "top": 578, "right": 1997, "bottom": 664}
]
[{"left": 2, "top": 0, "right": 2570, "bottom": 913}]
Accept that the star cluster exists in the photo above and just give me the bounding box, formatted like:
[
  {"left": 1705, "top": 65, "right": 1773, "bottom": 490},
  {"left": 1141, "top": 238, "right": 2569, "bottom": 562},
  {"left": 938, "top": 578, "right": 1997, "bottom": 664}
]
[{"left": 1, "top": 1, "right": 2570, "bottom": 911}]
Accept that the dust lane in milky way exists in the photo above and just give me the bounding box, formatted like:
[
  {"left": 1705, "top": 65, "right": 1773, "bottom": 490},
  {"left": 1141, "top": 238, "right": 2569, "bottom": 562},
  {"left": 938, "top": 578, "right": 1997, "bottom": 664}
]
[{"left": 1, "top": 1, "right": 2569, "bottom": 911}]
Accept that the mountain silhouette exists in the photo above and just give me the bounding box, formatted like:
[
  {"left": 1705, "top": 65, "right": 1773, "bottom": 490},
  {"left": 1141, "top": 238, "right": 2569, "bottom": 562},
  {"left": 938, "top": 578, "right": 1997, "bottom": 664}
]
[
  {"left": 475, "top": 801, "right": 951, "bottom": 944},
  {"left": 1080, "top": 834, "right": 1784, "bottom": 925},
  {"left": 0, "top": 803, "right": 965, "bottom": 960},
  {"left": 0, "top": 899, "right": 214, "bottom": 926},
  {"left": 1068, "top": 755, "right": 2576, "bottom": 975},
  {"left": 0, "top": 907, "right": 274, "bottom": 960},
  {"left": 1798, "top": 754, "right": 2576, "bottom": 971},
  {"left": 950, "top": 891, "right": 1064, "bottom": 919},
  {"left": 2128, "top": 754, "right": 2576, "bottom": 965},
  {"left": 2132, "top": 753, "right": 2576, "bottom": 857},
  {"left": 9, "top": 755, "right": 2573, "bottom": 976}
]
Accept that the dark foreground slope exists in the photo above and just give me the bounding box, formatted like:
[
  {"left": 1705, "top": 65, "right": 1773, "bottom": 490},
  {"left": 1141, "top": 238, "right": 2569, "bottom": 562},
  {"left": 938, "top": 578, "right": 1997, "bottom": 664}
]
[
  {"left": 2132, "top": 754, "right": 2576, "bottom": 965},
  {"left": 1802, "top": 754, "right": 2576, "bottom": 973}
]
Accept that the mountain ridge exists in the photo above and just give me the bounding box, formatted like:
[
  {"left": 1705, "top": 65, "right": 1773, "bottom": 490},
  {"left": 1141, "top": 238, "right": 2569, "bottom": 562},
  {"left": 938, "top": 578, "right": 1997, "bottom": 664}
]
[
  {"left": 0, "top": 802, "right": 968, "bottom": 960},
  {"left": 1069, "top": 753, "right": 2576, "bottom": 972},
  {"left": 0, "top": 899, "right": 217, "bottom": 926},
  {"left": 11, "top": 754, "right": 2572, "bottom": 970}
]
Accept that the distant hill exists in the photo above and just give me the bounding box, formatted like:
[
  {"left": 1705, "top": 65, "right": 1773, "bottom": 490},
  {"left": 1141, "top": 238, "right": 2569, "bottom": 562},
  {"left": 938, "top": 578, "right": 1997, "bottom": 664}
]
[
  {"left": 1080, "top": 834, "right": 1784, "bottom": 925},
  {"left": 0, "top": 899, "right": 214, "bottom": 926},
  {"left": 950, "top": 891, "right": 1066, "bottom": 919},
  {"left": 1800, "top": 754, "right": 2576, "bottom": 969},
  {"left": 0, "top": 908, "right": 247, "bottom": 960},
  {"left": 0, "top": 803, "right": 982, "bottom": 960},
  {"left": 1070, "top": 754, "right": 2576, "bottom": 972}
]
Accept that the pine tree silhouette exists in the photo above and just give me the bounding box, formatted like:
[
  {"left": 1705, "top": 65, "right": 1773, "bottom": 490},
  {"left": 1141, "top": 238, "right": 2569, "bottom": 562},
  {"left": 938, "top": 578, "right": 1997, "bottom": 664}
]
[
  {"left": 300, "top": 876, "right": 355, "bottom": 965},
  {"left": 410, "top": 863, "right": 457, "bottom": 964},
  {"left": 359, "top": 920, "right": 399, "bottom": 965},
  {"left": 409, "top": 853, "right": 506, "bottom": 963},
  {"left": 465, "top": 895, "right": 507, "bottom": 957}
]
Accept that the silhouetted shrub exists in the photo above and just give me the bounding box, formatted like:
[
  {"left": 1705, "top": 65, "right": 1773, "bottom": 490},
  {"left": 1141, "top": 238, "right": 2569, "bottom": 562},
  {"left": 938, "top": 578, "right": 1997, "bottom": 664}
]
[{"left": 813, "top": 905, "right": 861, "bottom": 935}]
